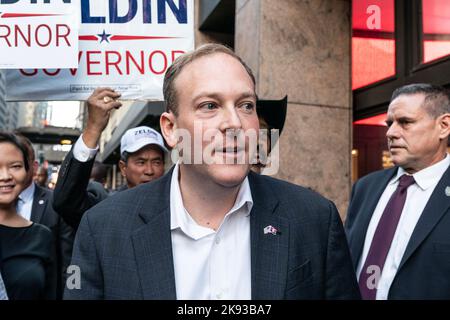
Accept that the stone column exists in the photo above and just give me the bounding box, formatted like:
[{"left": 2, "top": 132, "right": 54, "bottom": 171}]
[
  {"left": 235, "top": 0, "right": 352, "bottom": 219},
  {"left": 194, "top": 0, "right": 234, "bottom": 47}
]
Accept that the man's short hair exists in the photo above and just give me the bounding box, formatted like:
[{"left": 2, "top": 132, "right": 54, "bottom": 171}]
[
  {"left": 391, "top": 83, "right": 450, "bottom": 118},
  {"left": 163, "top": 43, "right": 256, "bottom": 116}
]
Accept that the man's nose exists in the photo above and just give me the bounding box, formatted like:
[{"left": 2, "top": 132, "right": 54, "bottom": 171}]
[
  {"left": 143, "top": 163, "right": 154, "bottom": 175},
  {"left": 220, "top": 106, "right": 242, "bottom": 131},
  {"left": 386, "top": 122, "right": 400, "bottom": 140}
]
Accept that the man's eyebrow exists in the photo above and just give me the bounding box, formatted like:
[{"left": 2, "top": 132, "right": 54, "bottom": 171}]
[
  {"left": 191, "top": 92, "right": 220, "bottom": 101},
  {"left": 134, "top": 155, "right": 163, "bottom": 161},
  {"left": 393, "top": 116, "right": 414, "bottom": 122},
  {"left": 385, "top": 115, "right": 415, "bottom": 124},
  {"left": 238, "top": 92, "right": 257, "bottom": 100},
  {"left": 192, "top": 91, "right": 256, "bottom": 102}
]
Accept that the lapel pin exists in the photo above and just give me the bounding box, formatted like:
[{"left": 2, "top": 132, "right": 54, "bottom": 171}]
[
  {"left": 445, "top": 186, "right": 450, "bottom": 197},
  {"left": 264, "top": 225, "right": 279, "bottom": 235},
  {"left": 38, "top": 200, "right": 44, "bottom": 205}
]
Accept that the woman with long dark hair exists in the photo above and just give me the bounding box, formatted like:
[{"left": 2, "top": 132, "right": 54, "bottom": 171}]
[{"left": 0, "top": 132, "right": 55, "bottom": 300}]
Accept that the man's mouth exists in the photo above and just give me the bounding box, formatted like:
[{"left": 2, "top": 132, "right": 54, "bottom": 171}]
[{"left": 216, "top": 146, "right": 245, "bottom": 153}]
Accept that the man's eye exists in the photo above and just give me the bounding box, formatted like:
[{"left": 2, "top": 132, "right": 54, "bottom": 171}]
[
  {"left": 200, "top": 102, "right": 217, "bottom": 111},
  {"left": 241, "top": 103, "right": 254, "bottom": 111},
  {"left": 398, "top": 120, "right": 412, "bottom": 127}
]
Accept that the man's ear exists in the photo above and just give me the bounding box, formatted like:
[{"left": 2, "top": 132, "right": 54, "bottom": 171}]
[
  {"left": 160, "top": 111, "right": 178, "bottom": 148},
  {"left": 438, "top": 113, "right": 450, "bottom": 140},
  {"left": 118, "top": 160, "right": 127, "bottom": 178}
]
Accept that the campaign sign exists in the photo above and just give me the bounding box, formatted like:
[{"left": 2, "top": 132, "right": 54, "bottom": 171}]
[
  {"left": 0, "top": 0, "right": 79, "bottom": 69},
  {"left": 5, "top": 0, "right": 194, "bottom": 101}
]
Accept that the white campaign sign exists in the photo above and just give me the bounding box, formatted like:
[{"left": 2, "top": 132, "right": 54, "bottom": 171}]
[
  {"left": 0, "top": 1, "right": 79, "bottom": 69},
  {"left": 5, "top": 0, "right": 194, "bottom": 101}
]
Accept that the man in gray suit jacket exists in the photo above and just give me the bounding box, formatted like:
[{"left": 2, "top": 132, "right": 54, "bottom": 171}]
[{"left": 66, "top": 44, "right": 359, "bottom": 300}]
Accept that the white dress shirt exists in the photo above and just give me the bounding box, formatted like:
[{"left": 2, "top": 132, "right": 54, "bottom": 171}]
[
  {"left": 357, "top": 154, "right": 450, "bottom": 300},
  {"left": 72, "top": 135, "right": 98, "bottom": 162},
  {"left": 170, "top": 163, "right": 253, "bottom": 300},
  {"left": 17, "top": 182, "right": 35, "bottom": 221}
]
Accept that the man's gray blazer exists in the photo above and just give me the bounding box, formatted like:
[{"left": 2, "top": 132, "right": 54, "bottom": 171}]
[{"left": 65, "top": 169, "right": 360, "bottom": 300}]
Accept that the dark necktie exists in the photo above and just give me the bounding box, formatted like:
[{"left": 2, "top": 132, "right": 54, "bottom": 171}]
[{"left": 358, "top": 174, "right": 415, "bottom": 300}]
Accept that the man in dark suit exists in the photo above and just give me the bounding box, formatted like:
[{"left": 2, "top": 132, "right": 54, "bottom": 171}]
[
  {"left": 66, "top": 44, "right": 359, "bottom": 300},
  {"left": 16, "top": 136, "right": 74, "bottom": 299},
  {"left": 346, "top": 83, "right": 450, "bottom": 299},
  {"left": 34, "top": 165, "right": 48, "bottom": 188},
  {"left": 53, "top": 88, "right": 167, "bottom": 229}
]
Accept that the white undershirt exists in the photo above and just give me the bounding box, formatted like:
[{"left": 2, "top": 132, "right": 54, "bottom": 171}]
[
  {"left": 357, "top": 154, "right": 450, "bottom": 300},
  {"left": 170, "top": 163, "right": 253, "bottom": 300}
]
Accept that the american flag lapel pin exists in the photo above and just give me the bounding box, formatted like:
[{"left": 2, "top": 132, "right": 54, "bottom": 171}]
[{"left": 264, "top": 225, "right": 279, "bottom": 235}]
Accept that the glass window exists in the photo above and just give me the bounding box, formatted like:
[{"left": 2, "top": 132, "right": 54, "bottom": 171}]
[
  {"left": 352, "top": 0, "right": 396, "bottom": 90},
  {"left": 422, "top": 0, "right": 450, "bottom": 63},
  {"left": 353, "top": 112, "right": 387, "bottom": 126},
  {"left": 353, "top": 115, "right": 390, "bottom": 180}
]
